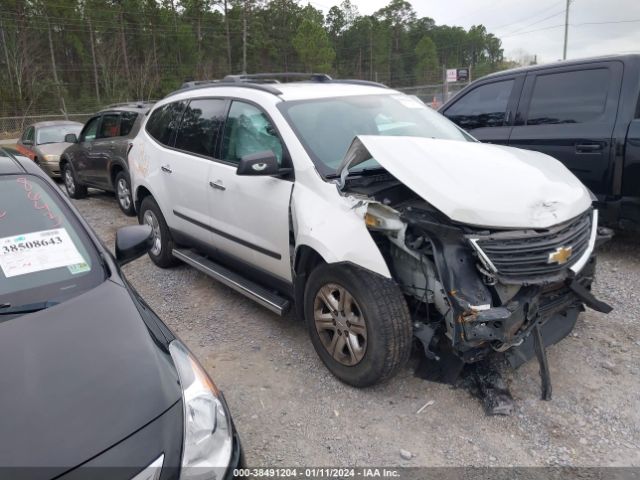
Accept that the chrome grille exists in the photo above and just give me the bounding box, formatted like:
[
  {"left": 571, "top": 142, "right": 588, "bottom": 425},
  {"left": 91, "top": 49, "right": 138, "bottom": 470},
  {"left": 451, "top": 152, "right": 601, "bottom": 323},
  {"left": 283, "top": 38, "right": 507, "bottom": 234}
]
[{"left": 472, "top": 210, "right": 593, "bottom": 280}]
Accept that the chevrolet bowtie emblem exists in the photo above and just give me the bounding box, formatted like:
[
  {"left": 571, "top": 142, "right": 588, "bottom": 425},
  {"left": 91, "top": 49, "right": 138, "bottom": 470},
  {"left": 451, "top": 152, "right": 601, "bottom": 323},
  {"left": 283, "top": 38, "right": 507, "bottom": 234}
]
[{"left": 548, "top": 246, "right": 573, "bottom": 264}]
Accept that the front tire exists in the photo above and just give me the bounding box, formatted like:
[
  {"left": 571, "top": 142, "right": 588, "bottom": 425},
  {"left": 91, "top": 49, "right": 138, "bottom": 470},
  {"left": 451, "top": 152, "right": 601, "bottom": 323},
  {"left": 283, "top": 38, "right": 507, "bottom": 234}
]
[
  {"left": 62, "top": 162, "right": 87, "bottom": 199},
  {"left": 304, "top": 263, "right": 413, "bottom": 387},
  {"left": 138, "top": 196, "right": 179, "bottom": 268},
  {"left": 115, "top": 171, "right": 135, "bottom": 216}
]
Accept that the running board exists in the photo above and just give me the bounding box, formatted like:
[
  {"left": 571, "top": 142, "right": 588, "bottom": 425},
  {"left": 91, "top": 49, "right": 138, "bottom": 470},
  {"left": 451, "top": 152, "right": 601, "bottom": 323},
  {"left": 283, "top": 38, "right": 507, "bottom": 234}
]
[{"left": 172, "top": 248, "right": 291, "bottom": 316}]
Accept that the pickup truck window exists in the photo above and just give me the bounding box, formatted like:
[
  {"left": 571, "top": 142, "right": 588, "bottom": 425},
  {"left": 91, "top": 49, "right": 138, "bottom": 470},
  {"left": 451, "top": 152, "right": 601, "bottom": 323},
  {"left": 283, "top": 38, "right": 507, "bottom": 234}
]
[
  {"left": 444, "top": 79, "right": 514, "bottom": 129},
  {"left": 527, "top": 68, "right": 609, "bottom": 125}
]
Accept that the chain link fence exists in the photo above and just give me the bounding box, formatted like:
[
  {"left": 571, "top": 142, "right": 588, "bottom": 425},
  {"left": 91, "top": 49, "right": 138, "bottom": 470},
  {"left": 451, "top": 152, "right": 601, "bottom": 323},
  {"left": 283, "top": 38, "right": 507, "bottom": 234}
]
[{"left": 0, "top": 113, "right": 96, "bottom": 140}]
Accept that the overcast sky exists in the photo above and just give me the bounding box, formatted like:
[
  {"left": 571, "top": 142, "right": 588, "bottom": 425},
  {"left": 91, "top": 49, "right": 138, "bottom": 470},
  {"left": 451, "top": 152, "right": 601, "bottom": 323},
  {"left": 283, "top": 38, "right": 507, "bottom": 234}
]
[{"left": 309, "top": 0, "right": 640, "bottom": 65}]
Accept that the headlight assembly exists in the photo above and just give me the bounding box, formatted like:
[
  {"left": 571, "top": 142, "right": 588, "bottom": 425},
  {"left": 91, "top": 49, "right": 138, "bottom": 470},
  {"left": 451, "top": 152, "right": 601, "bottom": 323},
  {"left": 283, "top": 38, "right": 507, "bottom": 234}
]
[
  {"left": 43, "top": 154, "right": 60, "bottom": 162},
  {"left": 169, "top": 340, "right": 233, "bottom": 479}
]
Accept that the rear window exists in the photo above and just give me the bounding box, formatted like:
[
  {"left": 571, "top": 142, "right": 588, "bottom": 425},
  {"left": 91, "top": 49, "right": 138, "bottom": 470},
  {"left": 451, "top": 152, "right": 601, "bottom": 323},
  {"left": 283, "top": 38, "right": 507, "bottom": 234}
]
[
  {"left": 527, "top": 69, "right": 610, "bottom": 125},
  {"left": 174, "top": 99, "right": 227, "bottom": 157},
  {"left": 0, "top": 175, "right": 104, "bottom": 311},
  {"left": 120, "top": 112, "right": 139, "bottom": 136},
  {"left": 146, "top": 101, "right": 187, "bottom": 146}
]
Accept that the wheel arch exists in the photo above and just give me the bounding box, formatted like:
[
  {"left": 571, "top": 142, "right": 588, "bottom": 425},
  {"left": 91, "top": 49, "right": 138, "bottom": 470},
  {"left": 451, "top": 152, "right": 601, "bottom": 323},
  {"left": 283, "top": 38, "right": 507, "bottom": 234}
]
[
  {"left": 135, "top": 185, "right": 153, "bottom": 213},
  {"left": 293, "top": 244, "right": 327, "bottom": 321}
]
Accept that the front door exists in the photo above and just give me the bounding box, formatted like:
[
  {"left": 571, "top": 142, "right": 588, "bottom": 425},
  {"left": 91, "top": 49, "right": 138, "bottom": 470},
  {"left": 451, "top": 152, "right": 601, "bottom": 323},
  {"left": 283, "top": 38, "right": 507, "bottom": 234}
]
[
  {"left": 209, "top": 100, "right": 294, "bottom": 282},
  {"left": 74, "top": 116, "right": 101, "bottom": 183},
  {"left": 508, "top": 62, "right": 623, "bottom": 196},
  {"left": 441, "top": 76, "right": 523, "bottom": 145}
]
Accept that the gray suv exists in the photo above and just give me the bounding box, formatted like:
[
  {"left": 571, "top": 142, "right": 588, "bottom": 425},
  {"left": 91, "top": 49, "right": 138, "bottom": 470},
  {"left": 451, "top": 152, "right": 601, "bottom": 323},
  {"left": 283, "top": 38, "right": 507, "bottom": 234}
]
[{"left": 61, "top": 102, "right": 153, "bottom": 215}]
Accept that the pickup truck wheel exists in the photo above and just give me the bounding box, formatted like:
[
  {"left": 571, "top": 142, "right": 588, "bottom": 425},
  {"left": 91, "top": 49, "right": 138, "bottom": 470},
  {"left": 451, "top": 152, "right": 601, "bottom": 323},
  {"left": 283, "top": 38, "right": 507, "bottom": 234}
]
[
  {"left": 62, "top": 163, "right": 87, "bottom": 199},
  {"left": 304, "top": 263, "right": 412, "bottom": 387},
  {"left": 139, "top": 196, "right": 179, "bottom": 268},
  {"left": 115, "top": 171, "right": 135, "bottom": 216}
]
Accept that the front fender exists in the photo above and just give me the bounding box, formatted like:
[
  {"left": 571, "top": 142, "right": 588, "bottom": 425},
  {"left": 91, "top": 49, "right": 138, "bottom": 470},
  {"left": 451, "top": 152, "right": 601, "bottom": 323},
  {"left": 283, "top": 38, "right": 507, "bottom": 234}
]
[{"left": 292, "top": 181, "right": 391, "bottom": 278}]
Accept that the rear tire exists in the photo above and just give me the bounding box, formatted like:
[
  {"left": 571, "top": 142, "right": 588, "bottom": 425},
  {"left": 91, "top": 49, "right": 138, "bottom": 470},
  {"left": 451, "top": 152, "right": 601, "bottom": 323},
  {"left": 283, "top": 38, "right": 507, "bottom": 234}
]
[
  {"left": 62, "top": 162, "right": 87, "bottom": 199},
  {"left": 115, "top": 171, "right": 135, "bottom": 216},
  {"left": 138, "top": 196, "right": 179, "bottom": 268},
  {"left": 304, "top": 263, "right": 412, "bottom": 387}
]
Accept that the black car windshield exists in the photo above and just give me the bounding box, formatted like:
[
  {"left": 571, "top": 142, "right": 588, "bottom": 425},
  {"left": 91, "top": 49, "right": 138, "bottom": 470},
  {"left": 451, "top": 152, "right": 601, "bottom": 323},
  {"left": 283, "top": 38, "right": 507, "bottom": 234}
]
[
  {"left": 0, "top": 175, "right": 105, "bottom": 313},
  {"left": 37, "top": 125, "right": 82, "bottom": 145},
  {"left": 278, "top": 93, "right": 474, "bottom": 176}
]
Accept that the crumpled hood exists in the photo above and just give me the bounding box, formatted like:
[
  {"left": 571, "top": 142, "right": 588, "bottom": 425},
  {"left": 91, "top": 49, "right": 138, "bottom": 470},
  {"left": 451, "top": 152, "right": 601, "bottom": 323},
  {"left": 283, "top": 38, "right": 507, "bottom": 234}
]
[
  {"left": 338, "top": 136, "right": 593, "bottom": 229},
  {"left": 37, "top": 142, "right": 72, "bottom": 157}
]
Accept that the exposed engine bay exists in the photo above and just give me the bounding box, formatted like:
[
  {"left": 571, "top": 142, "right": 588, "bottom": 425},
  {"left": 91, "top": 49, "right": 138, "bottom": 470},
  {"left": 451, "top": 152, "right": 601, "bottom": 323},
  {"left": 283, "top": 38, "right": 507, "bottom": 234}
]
[{"left": 341, "top": 170, "right": 612, "bottom": 405}]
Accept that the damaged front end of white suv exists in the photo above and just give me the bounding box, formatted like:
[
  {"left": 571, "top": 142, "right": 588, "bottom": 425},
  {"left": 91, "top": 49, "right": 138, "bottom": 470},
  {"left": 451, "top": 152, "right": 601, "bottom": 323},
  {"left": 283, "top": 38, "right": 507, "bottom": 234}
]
[{"left": 336, "top": 135, "right": 612, "bottom": 401}]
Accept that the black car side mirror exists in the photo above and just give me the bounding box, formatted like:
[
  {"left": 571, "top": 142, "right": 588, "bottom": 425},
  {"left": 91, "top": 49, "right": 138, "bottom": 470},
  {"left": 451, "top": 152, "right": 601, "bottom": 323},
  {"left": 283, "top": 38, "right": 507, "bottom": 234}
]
[
  {"left": 64, "top": 133, "right": 78, "bottom": 143},
  {"left": 115, "top": 225, "right": 154, "bottom": 266},
  {"left": 236, "top": 151, "right": 280, "bottom": 176}
]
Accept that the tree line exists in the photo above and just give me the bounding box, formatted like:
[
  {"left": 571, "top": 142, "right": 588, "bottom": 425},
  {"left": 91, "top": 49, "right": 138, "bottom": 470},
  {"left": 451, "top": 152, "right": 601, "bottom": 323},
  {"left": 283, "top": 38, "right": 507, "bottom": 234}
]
[{"left": 0, "top": 0, "right": 514, "bottom": 117}]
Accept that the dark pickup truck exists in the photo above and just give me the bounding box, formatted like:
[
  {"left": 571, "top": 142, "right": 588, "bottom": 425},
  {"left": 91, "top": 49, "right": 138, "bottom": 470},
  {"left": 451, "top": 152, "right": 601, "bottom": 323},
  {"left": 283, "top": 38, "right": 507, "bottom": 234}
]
[{"left": 440, "top": 54, "right": 640, "bottom": 230}]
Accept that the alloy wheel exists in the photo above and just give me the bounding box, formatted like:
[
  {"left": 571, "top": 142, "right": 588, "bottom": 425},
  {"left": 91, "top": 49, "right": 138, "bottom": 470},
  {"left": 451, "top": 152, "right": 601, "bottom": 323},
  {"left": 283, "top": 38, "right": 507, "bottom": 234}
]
[
  {"left": 313, "top": 283, "right": 367, "bottom": 366},
  {"left": 64, "top": 168, "right": 76, "bottom": 195},
  {"left": 117, "top": 178, "right": 131, "bottom": 210},
  {"left": 143, "top": 210, "right": 162, "bottom": 256}
]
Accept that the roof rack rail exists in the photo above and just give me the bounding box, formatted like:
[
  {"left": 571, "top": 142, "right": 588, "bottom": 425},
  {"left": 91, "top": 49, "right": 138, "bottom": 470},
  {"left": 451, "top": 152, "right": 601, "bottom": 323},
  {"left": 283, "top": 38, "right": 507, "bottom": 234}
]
[
  {"left": 167, "top": 81, "right": 282, "bottom": 98},
  {"left": 222, "top": 72, "right": 333, "bottom": 83}
]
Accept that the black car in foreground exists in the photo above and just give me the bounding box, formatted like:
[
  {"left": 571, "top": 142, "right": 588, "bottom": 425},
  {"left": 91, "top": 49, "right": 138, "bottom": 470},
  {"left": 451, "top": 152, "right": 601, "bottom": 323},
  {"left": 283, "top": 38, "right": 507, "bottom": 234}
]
[{"left": 0, "top": 148, "right": 243, "bottom": 479}]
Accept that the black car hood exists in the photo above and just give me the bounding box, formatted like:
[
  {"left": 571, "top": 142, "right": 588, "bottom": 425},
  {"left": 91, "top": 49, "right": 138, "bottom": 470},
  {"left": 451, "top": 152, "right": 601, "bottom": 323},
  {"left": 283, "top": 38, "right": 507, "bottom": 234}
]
[{"left": 0, "top": 280, "right": 181, "bottom": 471}]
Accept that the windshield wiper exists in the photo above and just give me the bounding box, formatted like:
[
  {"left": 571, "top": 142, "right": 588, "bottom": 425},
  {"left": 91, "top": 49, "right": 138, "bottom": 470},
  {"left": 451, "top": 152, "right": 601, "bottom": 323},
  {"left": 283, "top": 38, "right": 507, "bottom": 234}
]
[
  {"left": 0, "top": 301, "right": 59, "bottom": 315},
  {"left": 326, "top": 167, "right": 387, "bottom": 180}
]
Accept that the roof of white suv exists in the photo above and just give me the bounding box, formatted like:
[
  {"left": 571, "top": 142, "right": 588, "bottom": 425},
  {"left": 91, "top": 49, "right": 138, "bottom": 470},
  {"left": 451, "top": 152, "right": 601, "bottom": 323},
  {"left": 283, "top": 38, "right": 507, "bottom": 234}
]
[{"left": 167, "top": 75, "right": 397, "bottom": 103}]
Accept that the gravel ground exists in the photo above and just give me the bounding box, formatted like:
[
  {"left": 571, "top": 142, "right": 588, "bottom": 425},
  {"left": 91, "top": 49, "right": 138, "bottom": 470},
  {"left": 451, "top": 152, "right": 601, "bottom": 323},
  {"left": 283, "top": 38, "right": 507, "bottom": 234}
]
[{"left": 70, "top": 188, "right": 640, "bottom": 468}]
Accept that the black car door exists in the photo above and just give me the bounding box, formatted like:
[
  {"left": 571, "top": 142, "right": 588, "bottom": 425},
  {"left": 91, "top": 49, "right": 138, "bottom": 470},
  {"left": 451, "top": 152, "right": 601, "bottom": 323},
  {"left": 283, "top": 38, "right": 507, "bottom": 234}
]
[
  {"left": 508, "top": 61, "right": 623, "bottom": 197},
  {"left": 441, "top": 75, "right": 524, "bottom": 145}
]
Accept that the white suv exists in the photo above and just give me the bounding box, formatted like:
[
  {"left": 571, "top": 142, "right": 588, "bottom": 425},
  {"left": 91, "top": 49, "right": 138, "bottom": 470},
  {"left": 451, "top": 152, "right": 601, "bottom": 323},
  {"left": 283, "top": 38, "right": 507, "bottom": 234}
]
[{"left": 130, "top": 74, "right": 610, "bottom": 389}]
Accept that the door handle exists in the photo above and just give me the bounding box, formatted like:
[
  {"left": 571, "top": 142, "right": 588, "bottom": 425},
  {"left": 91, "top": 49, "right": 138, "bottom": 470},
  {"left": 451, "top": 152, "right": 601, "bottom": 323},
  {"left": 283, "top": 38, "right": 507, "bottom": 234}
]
[
  {"left": 161, "top": 165, "right": 172, "bottom": 174},
  {"left": 575, "top": 143, "right": 603, "bottom": 153},
  {"left": 209, "top": 180, "right": 226, "bottom": 191}
]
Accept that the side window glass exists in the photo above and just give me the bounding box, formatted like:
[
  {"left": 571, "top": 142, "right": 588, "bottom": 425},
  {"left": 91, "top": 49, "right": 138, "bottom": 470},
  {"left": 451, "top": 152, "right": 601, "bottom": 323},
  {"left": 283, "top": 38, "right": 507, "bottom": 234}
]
[
  {"left": 444, "top": 80, "right": 514, "bottom": 129},
  {"left": 80, "top": 117, "right": 100, "bottom": 142},
  {"left": 24, "top": 127, "right": 34, "bottom": 143},
  {"left": 120, "top": 112, "right": 138, "bottom": 136},
  {"left": 98, "top": 114, "right": 120, "bottom": 138},
  {"left": 221, "top": 101, "right": 283, "bottom": 165},
  {"left": 175, "top": 99, "right": 227, "bottom": 157},
  {"left": 527, "top": 69, "right": 610, "bottom": 125},
  {"left": 146, "top": 101, "right": 186, "bottom": 146}
]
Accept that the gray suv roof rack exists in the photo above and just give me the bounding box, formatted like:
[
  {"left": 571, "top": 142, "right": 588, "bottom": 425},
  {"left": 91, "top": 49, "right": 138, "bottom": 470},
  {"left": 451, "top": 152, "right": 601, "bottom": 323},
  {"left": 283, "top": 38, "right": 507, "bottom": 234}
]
[
  {"left": 103, "top": 101, "right": 155, "bottom": 109},
  {"left": 222, "top": 72, "right": 333, "bottom": 83}
]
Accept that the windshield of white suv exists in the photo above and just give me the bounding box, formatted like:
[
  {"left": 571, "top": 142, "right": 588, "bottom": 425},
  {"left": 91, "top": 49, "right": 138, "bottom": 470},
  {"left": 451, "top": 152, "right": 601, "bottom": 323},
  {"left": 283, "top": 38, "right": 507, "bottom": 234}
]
[
  {"left": 37, "top": 125, "right": 82, "bottom": 145},
  {"left": 0, "top": 175, "right": 105, "bottom": 315},
  {"left": 278, "top": 93, "right": 474, "bottom": 176}
]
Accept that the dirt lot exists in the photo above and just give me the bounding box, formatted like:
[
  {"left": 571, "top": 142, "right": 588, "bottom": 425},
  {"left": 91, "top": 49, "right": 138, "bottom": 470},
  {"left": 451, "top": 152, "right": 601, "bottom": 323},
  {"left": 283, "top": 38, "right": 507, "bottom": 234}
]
[{"left": 70, "top": 189, "right": 640, "bottom": 468}]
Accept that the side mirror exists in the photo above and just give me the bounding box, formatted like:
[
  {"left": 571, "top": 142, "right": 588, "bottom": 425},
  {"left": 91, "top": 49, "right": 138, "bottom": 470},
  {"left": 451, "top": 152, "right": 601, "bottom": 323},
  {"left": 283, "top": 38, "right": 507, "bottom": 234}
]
[
  {"left": 22, "top": 139, "right": 33, "bottom": 146},
  {"left": 64, "top": 133, "right": 78, "bottom": 143},
  {"left": 115, "top": 225, "right": 153, "bottom": 266},
  {"left": 236, "top": 150, "right": 280, "bottom": 176}
]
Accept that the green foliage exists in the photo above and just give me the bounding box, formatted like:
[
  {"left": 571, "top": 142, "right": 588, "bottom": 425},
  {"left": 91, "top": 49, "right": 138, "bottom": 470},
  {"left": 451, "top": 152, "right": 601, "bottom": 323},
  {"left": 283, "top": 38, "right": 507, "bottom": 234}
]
[
  {"left": 293, "top": 14, "right": 335, "bottom": 72},
  {"left": 0, "top": 0, "right": 513, "bottom": 116},
  {"left": 414, "top": 36, "right": 439, "bottom": 84}
]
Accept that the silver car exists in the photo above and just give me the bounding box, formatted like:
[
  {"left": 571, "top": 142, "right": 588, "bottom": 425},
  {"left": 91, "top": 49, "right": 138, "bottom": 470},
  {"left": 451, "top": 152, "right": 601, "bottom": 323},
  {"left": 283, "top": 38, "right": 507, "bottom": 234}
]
[{"left": 16, "top": 121, "right": 83, "bottom": 178}]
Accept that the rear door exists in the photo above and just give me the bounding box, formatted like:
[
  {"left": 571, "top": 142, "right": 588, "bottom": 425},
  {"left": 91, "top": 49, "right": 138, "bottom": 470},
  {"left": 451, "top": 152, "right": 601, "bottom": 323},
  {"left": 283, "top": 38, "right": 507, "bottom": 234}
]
[
  {"left": 88, "top": 112, "right": 121, "bottom": 187},
  {"left": 508, "top": 62, "right": 623, "bottom": 196},
  {"left": 16, "top": 126, "right": 36, "bottom": 160},
  {"left": 441, "top": 76, "right": 523, "bottom": 145}
]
